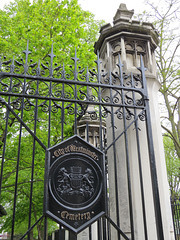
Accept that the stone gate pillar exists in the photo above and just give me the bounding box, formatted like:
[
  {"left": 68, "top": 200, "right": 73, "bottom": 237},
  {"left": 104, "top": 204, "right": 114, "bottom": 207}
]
[{"left": 94, "top": 3, "right": 174, "bottom": 240}]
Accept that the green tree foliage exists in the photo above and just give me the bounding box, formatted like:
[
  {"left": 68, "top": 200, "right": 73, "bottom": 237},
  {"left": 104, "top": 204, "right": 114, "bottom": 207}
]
[
  {"left": 164, "top": 136, "right": 180, "bottom": 198},
  {"left": 0, "top": 0, "right": 104, "bottom": 238},
  {"left": 0, "top": 0, "right": 103, "bottom": 67},
  {"left": 145, "top": 0, "right": 180, "bottom": 158}
]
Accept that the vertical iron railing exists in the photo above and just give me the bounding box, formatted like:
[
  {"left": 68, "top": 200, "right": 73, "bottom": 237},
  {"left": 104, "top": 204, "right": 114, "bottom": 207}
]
[
  {"left": 171, "top": 198, "right": 180, "bottom": 240},
  {"left": 0, "top": 44, "right": 165, "bottom": 240}
]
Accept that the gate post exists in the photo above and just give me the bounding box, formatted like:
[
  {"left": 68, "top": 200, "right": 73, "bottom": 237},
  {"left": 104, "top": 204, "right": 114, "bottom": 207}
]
[{"left": 94, "top": 3, "right": 174, "bottom": 240}]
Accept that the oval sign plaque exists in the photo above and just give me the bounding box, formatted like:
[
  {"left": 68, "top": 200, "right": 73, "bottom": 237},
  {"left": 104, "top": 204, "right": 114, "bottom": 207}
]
[{"left": 44, "top": 135, "right": 106, "bottom": 233}]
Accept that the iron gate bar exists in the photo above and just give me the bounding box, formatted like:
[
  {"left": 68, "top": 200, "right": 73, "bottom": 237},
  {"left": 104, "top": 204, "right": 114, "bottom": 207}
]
[
  {"left": 0, "top": 108, "right": 9, "bottom": 196},
  {"left": 0, "top": 92, "right": 145, "bottom": 110},
  {"left": 0, "top": 69, "right": 17, "bottom": 196},
  {"left": 171, "top": 199, "right": 180, "bottom": 240},
  {"left": 140, "top": 56, "right": 164, "bottom": 240},
  {"left": 97, "top": 219, "right": 102, "bottom": 240},
  {"left": 0, "top": 45, "right": 165, "bottom": 239},
  {"left": 131, "top": 71, "right": 148, "bottom": 240},
  {"left": 109, "top": 67, "right": 121, "bottom": 240},
  {"left": 105, "top": 216, "right": 130, "bottom": 240},
  {"left": 61, "top": 69, "right": 65, "bottom": 142},
  {"left": 0, "top": 72, "right": 145, "bottom": 97},
  {"left": 97, "top": 53, "right": 108, "bottom": 240},
  {"left": 28, "top": 85, "right": 39, "bottom": 240},
  {"left": 120, "top": 60, "right": 135, "bottom": 240},
  {"left": 89, "top": 225, "right": 92, "bottom": 240},
  {"left": 11, "top": 75, "right": 27, "bottom": 240},
  {"left": 19, "top": 216, "right": 44, "bottom": 240},
  {"left": 0, "top": 96, "right": 46, "bottom": 150},
  {"left": 104, "top": 109, "right": 145, "bottom": 153}
]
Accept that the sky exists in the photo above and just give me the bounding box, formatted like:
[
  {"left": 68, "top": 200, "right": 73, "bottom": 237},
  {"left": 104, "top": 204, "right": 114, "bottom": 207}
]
[
  {"left": 0, "top": 0, "right": 150, "bottom": 23},
  {"left": 78, "top": 0, "right": 148, "bottom": 23}
]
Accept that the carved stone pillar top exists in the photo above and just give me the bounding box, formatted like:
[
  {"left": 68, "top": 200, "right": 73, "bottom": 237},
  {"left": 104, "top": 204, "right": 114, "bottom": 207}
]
[
  {"left": 94, "top": 4, "right": 159, "bottom": 55},
  {"left": 94, "top": 3, "right": 159, "bottom": 75},
  {"left": 113, "top": 3, "right": 134, "bottom": 24}
]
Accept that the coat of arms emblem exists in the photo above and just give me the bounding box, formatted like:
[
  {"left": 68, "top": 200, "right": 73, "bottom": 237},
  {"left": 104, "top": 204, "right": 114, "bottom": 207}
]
[
  {"left": 45, "top": 135, "right": 106, "bottom": 233},
  {"left": 57, "top": 166, "right": 94, "bottom": 198}
]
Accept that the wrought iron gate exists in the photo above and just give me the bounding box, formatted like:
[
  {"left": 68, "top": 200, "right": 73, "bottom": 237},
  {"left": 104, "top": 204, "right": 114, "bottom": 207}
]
[{"left": 0, "top": 43, "right": 164, "bottom": 240}]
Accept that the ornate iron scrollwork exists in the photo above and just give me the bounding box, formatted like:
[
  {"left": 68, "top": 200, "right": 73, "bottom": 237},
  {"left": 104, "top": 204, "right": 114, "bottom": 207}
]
[{"left": 0, "top": 42, "right": 146, "bottom": 124}]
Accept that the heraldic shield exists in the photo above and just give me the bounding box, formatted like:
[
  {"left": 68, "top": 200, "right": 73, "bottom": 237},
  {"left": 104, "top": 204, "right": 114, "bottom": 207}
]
[{"left": 44, "top": 135, "right": 106, "bottom": 234}]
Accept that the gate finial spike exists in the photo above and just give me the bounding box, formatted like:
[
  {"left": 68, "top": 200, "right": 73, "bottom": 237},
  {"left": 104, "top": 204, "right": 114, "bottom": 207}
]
[
  {"left": 23, "top": 40, "right": 31, "bottom": 74},
  {"left": 137, "top": 55, "right": 147, "bottom": 73},
  {"left": 72, "top": 47, "right": 79, "bottom": 63},
  {"left": 10, "top": 56, "right": 15, "bottom": 73},
  {"left": 61, "top": 62, "right": 66, "bottom": 79},
  {"left": 116, "top": 54, "right": 124, "bottom": 85},
  {"left": 36, "top": 60, "right": 41, "bottom": 76},
  {"left": 95, "top": 50, "right": 101, "bottom": 67},
  {"left": 48, "top": 44, "right": 56, "bottom": 77},
  {"left": 23, "top": 40, "right": 31, "bottom": 56},
  {"left": 48, "top": 44, "right": 56, "bottom": 60},
  {"left": 86, "top": 66, "right": 89, "bottom": 82},
  {"left": 71, "top": 48, "right": 79, "bottom": 81},
  {"left": 95, "top": 50, "right": 101, "bottom": 83}
]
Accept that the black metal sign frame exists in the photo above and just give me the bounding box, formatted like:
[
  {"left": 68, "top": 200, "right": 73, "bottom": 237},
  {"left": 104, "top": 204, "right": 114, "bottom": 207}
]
[{"left": 44, "top": 135, "right": 106, "bottom": 233}]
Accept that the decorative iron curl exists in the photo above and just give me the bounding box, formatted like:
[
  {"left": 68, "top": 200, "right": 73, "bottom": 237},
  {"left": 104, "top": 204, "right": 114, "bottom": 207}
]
[
  {"left": 77, "top": 66, "right": 85, "bottom": 78},
  {"left": 52, "top": 83, "right": 62, "bottom": 98},
  {"left": 0, "top": 100, "right": 4, "bottom": 109},
  {"left": 101, "top": 110, "right": 108, "bottom": 118},
  {"left": 51, "top": 106, "right": 58, "bottom": 113},
  {"left": 115, "top": 108, "right": 123, "bottom": 120},
  {"left": 51, "top": 102, "right": 61, "bottom": 113},
  {"left": 88, "top": 94, "right": 97, "bottom": 102},
  {"left": 59, "top": 83, "right": 75, "bottom": 100},
  {"left": 0, "top": 82, "right": 9, "bottom": 92},
  {"left": 101, "top": 70, "right": 108, "bottom": 84},
  {"left": 31, "top": 65, "right": 45, "bottom": 77},
  {"left": 125, "top": 93, "right": 133, "bottom": 105},
  {"left": 111, "top": 72, "right": 119, "bottom": 84},
  {"left": 64, "top": 92, "right": 73, "bottom": 99},
  {"left": 40, "top": 102, "right": 49, "bottom": 112},
  {"left": 0, "top": 56, "right": 11, "bottom": 72},
  {"left": 102, "top": 106, "right": 111, "bottom": 118},
  {"left": 78, "top": 89, "right": 87, "bottom": 101},
  {"left": 26, "top": 87, "right": 36, "bottom": 96},
  {"left": 77, "top": 106, "right": 85, "bottom": 117},
  {"left": 88, "top": 87, "right": 98, "bottom": 102},
  {"left": 15, "top": 57, "right": 36, "bottom": 75},
  {"left": 88, "top": 111, "right": 98, "bottom": 120},
  {"left": 12, "top": 81, "right": 22, "bottom": 93},
  {"left": 123, "top": 74, "right": 131, "bottom": 87},
  {"left": 113, "top": 96, "right": 120, "bottom": 104},
  {"left": 136, "top": 98, "right": 144, "bottom": 106},
  {"left": 11, "top": 98, "right": 22, "bottom": 110},
  {"left": 112, "top": 90, "right": 122, "bottom": 105},
  {"left": 126, "top": 108, "right": 134, "bottom": 120},
  {"left": 65, "top": 104, "right": 75, "bottom": 115},
  {"left": 138, "top": 111, "right": 146, "bottom": 121},
  {"left": 54, "top": 90, "right": 62, "bottom": 98},
  {"left": 25, "top": 81, "right": 35, "bottom": 95},
  {"left": 103, "top": 96, "right": 111, "bottom": 103},
  {"left": 133, "top": 74, "right": 143, "bottom": 88},
  {"left": 89, "top": 68, "right": 98, "bottom": 83},
  {"left": 103, "top": 76, "right": 110, "bottom": 84},
  {"left": 24, "top": 100, "right": 34, "bottom": 111},
  {"left": 0, "top": 56, "right": 20, "bottom": 73},
  {"left": 53, "top": 63, "right": 62, "bottom": 72}
]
